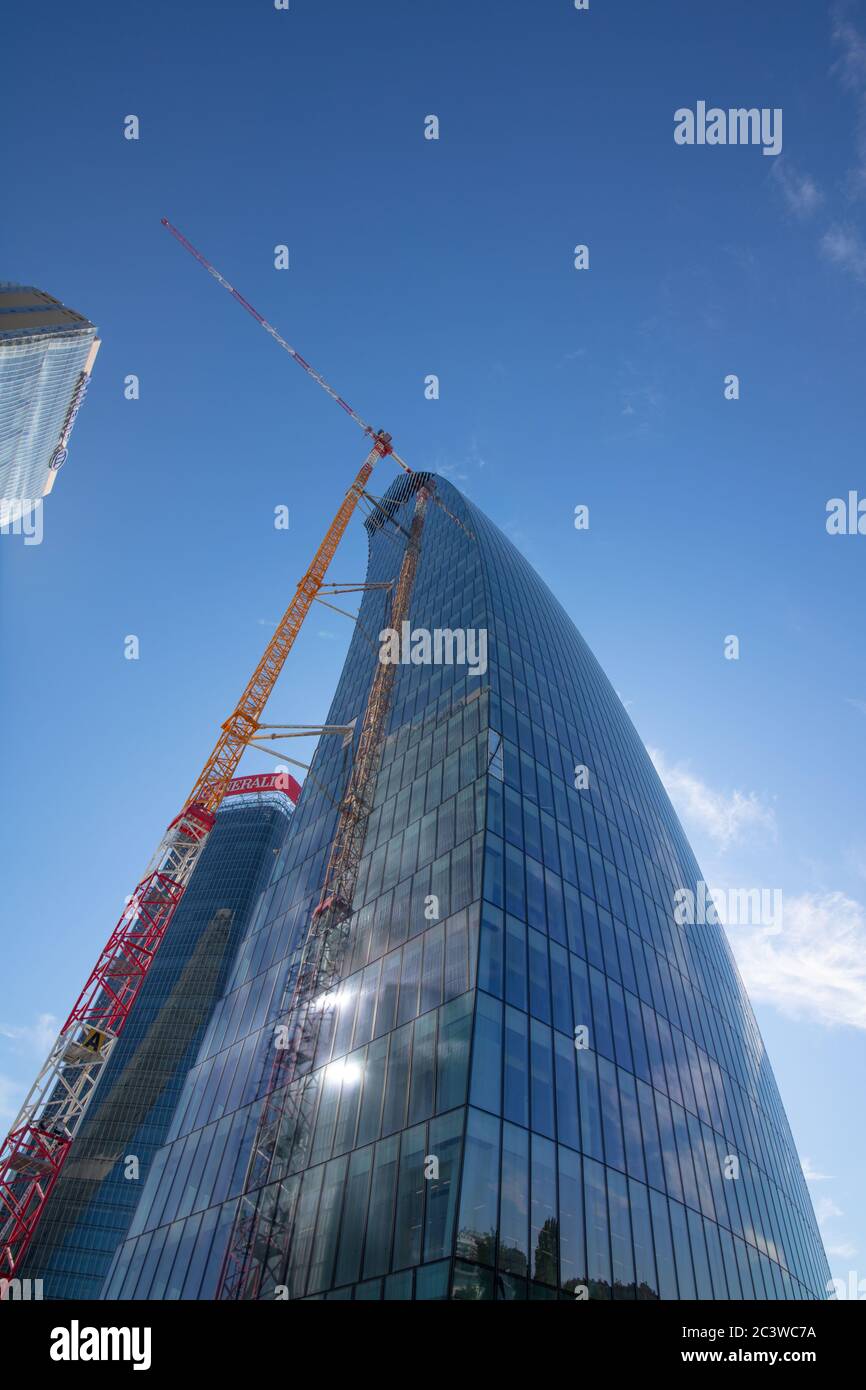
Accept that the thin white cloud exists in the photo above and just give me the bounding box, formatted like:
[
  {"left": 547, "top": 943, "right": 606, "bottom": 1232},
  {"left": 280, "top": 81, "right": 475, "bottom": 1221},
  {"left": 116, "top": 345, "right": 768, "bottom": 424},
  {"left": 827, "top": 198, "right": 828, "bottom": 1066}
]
[
  {"left": 653, "top": 750, "right": 866, "bottom": 1030},
  {"left": 821, "top": 225, "right": 866, "bottom": 283},
  {"left": 434, "top": 436, "right": 488, "bottom": 491},
  {"left": 771, "top": 161, "right": 824, "bottom": 219},
  {"left": 815, "top": 1192, "right": 857, "bottom": 1260},
  {"left": 0, "top": 1014, "right": 59, "bottom": 1124},
  {"left": 729, "top": 891, "right": 866, "bottom": 1031},
  {"left": 826, "top": 1239, "right": 859, "bottom": 1260},
  {"left": 846, "top": 696, "right": 866, "bottom": 716},
  {"left": 649, "top": 748, "right": 776, "bottom": 850},
  {"left": 831, "top": 5, "right": 866, "bottom": 194},
  {"left": 802, "top": 1157, "right": 834, "bottom": 1182},
  {"left": 832, "top": 8, "right": 866, "bottom": 94},
  {"left": 816, "top": 1195, "right": 844, "bottom": 1224},
  {"left": 0, "top": 1012, "right": 58, "bottom": 1056}
]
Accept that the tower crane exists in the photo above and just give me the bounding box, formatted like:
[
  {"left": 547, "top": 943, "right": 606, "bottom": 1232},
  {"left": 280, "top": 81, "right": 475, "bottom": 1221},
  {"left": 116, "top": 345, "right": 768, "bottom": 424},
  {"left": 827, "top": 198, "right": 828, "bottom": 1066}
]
[
  {"left": 0, "top": 221, "right": 413, "bottom": 1284},
  {"left": 219, "top": 484, "right": 431, "bottom": 1299}
]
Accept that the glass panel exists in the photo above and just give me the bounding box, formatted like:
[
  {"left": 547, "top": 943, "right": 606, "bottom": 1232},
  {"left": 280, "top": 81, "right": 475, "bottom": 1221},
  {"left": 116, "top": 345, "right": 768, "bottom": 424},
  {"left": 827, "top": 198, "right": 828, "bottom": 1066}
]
[
  {"left": 553, "top": 1031, "right": 580, "bottom": 1151},
  {"left": 503, "top": 1006, "right": 529, "bottom": 1127},
  {"left": 392, "top": 1123, "right": 426, "bottom": 1271},
  {"left": 470, "top": 991, "right": 502, "bottom": 1114},
  {"left": 334, "top": 1147, "right": 373, "bottom": 1288},
  {"left": 424, "top": 1109, "right": 463, "bottom": 1261},
  {"left": 499, "top": 1122, "right": 529, "bottom": 1277},
  {"left": 379, "top": 1025, "right": 410, "bottom": 1138},
  {"left": 584, "top": 1157, "right": 612, "bottom": 1299},
  {"left": 628, "top": 1178, "right": 659, "bottom": 1300},
  {"left": 437, "top": 993, "right": 472, "bottom": 1112},
  {"left": 530, "top": 1133, "right": 557, "bottom": 1286},
  {"left": 558, "top": 1146, "right": 586, "bottom": 1296},
  {"left": 409, "top": 1011, "right": 437, "bottom": 1124},
  {"left": 363, "top": 1135, "right": 400, "bottom": 1279},
  {"left": 415, "top": 1259, "right": 450, "bottom": 1300},
  {"left": 607, "top": 1168, "right": 636, "bottom": 1300},
  {"left": 577, "top": 1048, "right": 603, "bottom": 1162},
  {"left": 669, "top": 1199, "right": 697, "bottom": 1300},
  {"left": 456, "top": 1108, "right": 500, "bottom": 1265},
  {"left": 384, "top": 1270, "right": 413, "bottom": 1300},
  {"left": 452, "top": 1260, "right": 494, "bottom": 1300},
  {"left": 284, "top": 1165, "right": 324, "bottom": 1299},
  {"left": 597, "top": 1055, "right": 625, "bottom": 1172},
  {"left": 529, "top": 1018, "right": 554, "bottom": 1138},
  {"left": 306, "top": 1155, "right": 348, "bottom": 1295}
]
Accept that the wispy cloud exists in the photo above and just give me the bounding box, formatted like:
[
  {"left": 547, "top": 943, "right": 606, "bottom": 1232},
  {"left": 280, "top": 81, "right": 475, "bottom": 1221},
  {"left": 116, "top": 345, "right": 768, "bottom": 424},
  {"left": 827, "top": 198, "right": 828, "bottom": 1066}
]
[
  {"left": 729, "top": 891, "right": 866, "bottom": 1031},
  {"left": 0, "top": 1012, "right": 58, "bottom": 1056},
  {"left": 821, "top": 224, "right": 866, "bottom": 282},
  {"left": 649, "top": 748, "right": 776, "bottom": 850},
  {"left": 831, "top": 5, "right": 866, "bottom": 196},
  {"left": 826, "top": 1238, "right": 858, "bottom": 1260},
  {"left": 0, "top": 1013, "right": 59, "bottom": 1122},
  {"left": 767, "top": 8, "right": 866, "bottom": 284},
  {"left": 816, "top": 1193, "right": 858, "bottom": 1260},
  {"left": 617, "top": 383, "right": 664, "bottom": 427},
  {"left": 802, "top": 1157, "right": 834, "bottom": 1182},
  {"left": 771, "top": 160, "right": 824, "bottom": 219},
  {"left": 652, "top": 750, "right": 866, "bottom": 1029},
  {"left": 845, "top": 696, "right": 866, "bottom": 716},
  {"left": 832, "top": 6, "right": 866, "bottom": 94},
  {"left": 433, "top": 436, "right": 488, "bottom": 491}
]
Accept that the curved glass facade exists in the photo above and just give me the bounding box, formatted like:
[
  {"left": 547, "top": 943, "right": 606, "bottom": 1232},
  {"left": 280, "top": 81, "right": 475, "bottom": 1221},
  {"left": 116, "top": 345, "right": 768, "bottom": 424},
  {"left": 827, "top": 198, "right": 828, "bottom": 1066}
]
[
  {"left": 105, "top": 473, "right": 829, "bottom": 1301},
  {"left": 0, "top": 284, "right": 98, "bottom": 516},
  {"left": 20, "top": 793, "right": 293, "bottom": 1299}
]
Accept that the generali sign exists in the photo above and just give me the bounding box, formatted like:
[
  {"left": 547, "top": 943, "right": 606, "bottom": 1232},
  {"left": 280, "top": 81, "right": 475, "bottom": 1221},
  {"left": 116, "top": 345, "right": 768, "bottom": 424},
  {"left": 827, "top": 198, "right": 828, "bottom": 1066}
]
[{"left": 225, "top": 771, "right": 301, "bottom": 804}]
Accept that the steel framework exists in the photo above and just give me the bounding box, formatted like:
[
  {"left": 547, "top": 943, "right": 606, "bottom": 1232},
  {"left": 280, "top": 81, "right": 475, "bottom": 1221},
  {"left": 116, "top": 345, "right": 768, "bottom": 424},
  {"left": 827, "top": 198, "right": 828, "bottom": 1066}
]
[{"left": 218, "top": 485, "right": 430, "bottom": 1300}]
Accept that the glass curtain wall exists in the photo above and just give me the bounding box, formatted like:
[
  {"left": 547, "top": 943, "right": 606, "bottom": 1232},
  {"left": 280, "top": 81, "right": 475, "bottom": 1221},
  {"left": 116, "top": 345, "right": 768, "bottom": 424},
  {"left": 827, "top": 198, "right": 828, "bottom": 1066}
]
[{"left": 104, "top": 473, "right": 830, "bottom": 1302}]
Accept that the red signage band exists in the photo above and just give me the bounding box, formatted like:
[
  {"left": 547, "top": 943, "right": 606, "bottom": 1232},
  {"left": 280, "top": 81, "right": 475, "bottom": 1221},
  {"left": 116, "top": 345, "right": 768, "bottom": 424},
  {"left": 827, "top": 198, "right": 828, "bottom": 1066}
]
[{"left": 225, "top": 771, "right": 302, "bottom": 805}]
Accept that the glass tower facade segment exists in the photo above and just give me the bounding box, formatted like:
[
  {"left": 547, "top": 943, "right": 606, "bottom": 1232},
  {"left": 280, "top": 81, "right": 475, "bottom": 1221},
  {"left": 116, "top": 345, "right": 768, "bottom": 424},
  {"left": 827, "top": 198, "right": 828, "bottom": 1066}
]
[
  {"left": 20, "top": 793, "right": 293, "bottom": 1300},
  {"left": 105, "top": 473, "right": 829, "bottom": 1302},
  {"left": 0, "top": 283, "right": 99, "bottom": 518}
]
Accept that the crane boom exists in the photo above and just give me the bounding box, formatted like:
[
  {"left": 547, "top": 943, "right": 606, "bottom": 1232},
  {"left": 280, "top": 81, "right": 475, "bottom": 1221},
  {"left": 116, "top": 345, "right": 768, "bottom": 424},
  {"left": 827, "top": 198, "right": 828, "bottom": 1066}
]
[
  {"left": 186, "top": 438, "right": 390, "bottom": 814},
  {"left": 0, "top": 440, "right": 395, "bottom": 1282},
  {"left": 160, "top": 219, "right": 412, "bottom": 476}
]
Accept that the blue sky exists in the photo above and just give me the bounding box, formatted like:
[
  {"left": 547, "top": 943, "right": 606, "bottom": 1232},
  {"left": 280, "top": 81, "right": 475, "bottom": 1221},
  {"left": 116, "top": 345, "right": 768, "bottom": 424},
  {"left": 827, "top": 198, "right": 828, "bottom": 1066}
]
[{"left": 2, "top": 0, "right": 865, "bottom": 1293}]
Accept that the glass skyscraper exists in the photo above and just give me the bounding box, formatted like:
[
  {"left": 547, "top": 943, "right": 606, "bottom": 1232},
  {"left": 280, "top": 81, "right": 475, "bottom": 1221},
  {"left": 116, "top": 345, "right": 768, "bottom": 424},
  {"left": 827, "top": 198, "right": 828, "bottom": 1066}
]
[
  {"left": 20, "top": 789, "right": 294, "bottom": 1299},
  {"left": 0, "top": 283, "right": 99, "bottom": 522},
  {"left": 105, "top": 473, "right": 830, "bottom": 1302}
]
